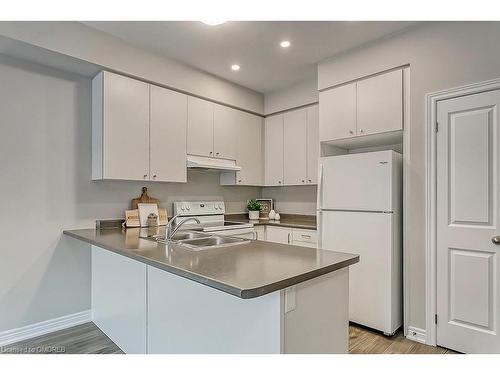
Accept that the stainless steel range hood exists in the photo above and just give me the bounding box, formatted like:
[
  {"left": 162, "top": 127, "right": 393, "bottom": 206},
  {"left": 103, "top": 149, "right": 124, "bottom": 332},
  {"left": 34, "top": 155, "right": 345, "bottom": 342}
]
[{"left": 186, "top": 155, "right": 241, "bottom": 171}]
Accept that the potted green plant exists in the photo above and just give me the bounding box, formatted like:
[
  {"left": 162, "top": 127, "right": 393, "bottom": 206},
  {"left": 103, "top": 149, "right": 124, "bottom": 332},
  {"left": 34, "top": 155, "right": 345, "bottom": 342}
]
[{"left": 247, "top": 199, "right": 261, "bottom": 220}]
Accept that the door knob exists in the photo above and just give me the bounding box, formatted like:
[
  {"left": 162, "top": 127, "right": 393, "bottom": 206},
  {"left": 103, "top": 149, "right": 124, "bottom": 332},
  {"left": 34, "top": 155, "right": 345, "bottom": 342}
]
[{"left": 492, "top": 236, "right": 500, "bottom": 245}]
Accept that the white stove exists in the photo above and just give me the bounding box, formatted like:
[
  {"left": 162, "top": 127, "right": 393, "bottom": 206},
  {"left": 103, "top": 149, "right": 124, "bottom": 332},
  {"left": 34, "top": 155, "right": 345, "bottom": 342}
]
[{"left": 172, "top": 201, "right": 256, "bottom": 239}]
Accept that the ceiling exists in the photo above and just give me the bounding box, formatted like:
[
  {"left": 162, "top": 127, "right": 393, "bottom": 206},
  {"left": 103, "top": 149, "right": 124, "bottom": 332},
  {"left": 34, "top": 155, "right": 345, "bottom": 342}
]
[{"left": 83, "top": 21, "right": 419, "bottom": 93}]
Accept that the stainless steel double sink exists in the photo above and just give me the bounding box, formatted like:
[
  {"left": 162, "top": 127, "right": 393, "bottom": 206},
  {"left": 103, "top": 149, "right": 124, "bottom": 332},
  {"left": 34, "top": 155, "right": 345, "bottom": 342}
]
[{"left": 153, "top": 231, "right": 250, "bottom": 251}]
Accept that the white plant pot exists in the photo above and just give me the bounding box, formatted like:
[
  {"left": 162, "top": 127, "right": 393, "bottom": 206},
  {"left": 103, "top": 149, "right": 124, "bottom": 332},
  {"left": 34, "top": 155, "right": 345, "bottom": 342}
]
[{"left": 248, "top": 211, "right": 260, "bottom": 220}]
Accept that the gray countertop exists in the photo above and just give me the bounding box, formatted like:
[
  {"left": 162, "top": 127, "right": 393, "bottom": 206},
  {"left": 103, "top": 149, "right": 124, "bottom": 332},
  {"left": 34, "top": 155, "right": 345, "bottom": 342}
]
[
  {"left": 225, "top": 214, "right": 317, "bottom": 230},
  {"left": 63, "top": 228, "right": 358, "bottom": 299}
]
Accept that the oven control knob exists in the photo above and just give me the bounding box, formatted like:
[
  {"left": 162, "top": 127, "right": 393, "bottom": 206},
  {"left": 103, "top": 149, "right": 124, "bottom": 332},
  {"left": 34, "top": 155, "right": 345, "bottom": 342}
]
[
  {"left": 214, "top": 205, "right": 219, "bottom": 210},
  {"left": 218, "top": 204, "right": 223, "bottom": 210},
  {"left": 181, "top": 205, "right": 185, "bottom": 211},
  {"left": 186, "top": 206, "right": 190, "bottom": 211}
]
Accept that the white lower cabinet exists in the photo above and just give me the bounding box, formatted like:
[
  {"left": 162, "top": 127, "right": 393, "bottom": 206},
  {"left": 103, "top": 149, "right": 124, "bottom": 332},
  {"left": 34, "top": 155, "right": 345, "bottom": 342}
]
[
  {"left": 254, "top": 225, "right": 265, "bottom": 241},
  {"left": 265, "top": 226, "right": 292, "bottom": 244},
  {"left": 263, "top": 226, "right": 317, "bottom": 248}
]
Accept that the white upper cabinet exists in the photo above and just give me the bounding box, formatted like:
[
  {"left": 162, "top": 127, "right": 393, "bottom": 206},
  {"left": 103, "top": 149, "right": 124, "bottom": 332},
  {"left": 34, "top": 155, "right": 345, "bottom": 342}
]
[
  {"left": 92, "top": 71, "right": 188, "bottom": 183},
  {"left": 236, "top": 112, "right": 263, "bottom": 185},
  {"left": 319, "top": 82, "right": 356, "bottom": 142},
  {"left": 187, "top": 96, "right": 214, "bottom": 157},
  {"left": 319, "top": 69, "right": 404, "bottom": 146},
  {"left": 149, "top": 85, "right": 187, "bottom": 183},
  {"left": 356, "top": 69, "right": 403, "bottom": 136},
  {"left": 306, "top": 104, "right": 319, "bottom": 184},
  {"left": 264, "top": 114, "right": 284, "bottom": 186},
  {"left": 93, "top": 71, "right": 150, "bottom": 181},
  {"left": 213, "top": 104, "right": 238, "bottom": 160},
  {"left": 284, "top": 108, "right": 308, "bottom": 185}
]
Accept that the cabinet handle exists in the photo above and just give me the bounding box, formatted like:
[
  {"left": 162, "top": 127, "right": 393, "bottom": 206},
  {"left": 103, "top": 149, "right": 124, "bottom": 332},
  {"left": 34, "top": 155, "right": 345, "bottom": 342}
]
[
  {"left": 209, "top": 151, "right": 213, "bottom": 156},
  {"left": 308, "top": 179, "right": 312, "bottom": 183},
  {"left": 216, "top": 152, "right": 220, "bottom": 156},
  {"left": 153, "top": 174, "right": 157, "bottom": 178},
  {"left": 349, "top": 130, "right": 354, "bottom": 135},
  {"left": 302, "top": 179, "right": 305, "bottom": 183},
  {"left": 301, "top": 234, "right": 311, "bottom": 239},
  {"left": 238, "top": 179, "right": 242, "bottom": 183},
  {"left": 278, "top": 181, "right": 282, "bottom": 184},
  {"left": 287, "top": 233, "right": 291, "bottom": 244},
  {"left": 359, "top": 129, "right": 364, "bottom": 134},
  {"left": 143, "top": 174, "right": 148, "bottom": 179}
]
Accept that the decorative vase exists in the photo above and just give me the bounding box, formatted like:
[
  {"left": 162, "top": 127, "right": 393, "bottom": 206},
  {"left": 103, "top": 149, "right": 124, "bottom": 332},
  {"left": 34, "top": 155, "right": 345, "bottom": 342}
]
[
  {"left": 268, "top": 210, "right": 276, "bottom": 220},
  {"left": 275, "top": 213, "right": 281, "bottom": 220},
  {"left": 248, "top": 210, "right": 260, "bottom": 220}
]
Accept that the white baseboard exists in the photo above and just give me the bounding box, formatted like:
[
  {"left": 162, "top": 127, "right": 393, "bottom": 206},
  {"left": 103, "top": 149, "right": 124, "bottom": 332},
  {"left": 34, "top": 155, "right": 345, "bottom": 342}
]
[
  {"left": 0, "top": 310, "right": 91, "bottom": 346},
  {"left": 406, "top": 326, "right": 427, "bottom": 344}
]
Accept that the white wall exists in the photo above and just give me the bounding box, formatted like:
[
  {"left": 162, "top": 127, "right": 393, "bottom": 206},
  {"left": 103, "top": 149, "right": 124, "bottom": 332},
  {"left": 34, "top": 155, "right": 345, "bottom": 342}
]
[
  {"left": 0, "top": 22, "right": 264, "bottom": 114},
  {"left": 264, "top": 77, "right": 318, "bottom": 115},
  {"left": 319, "top": 21, "right": 500, "bottom": 331},
  {"left": 0, "top": 55, "right": 260, "bottom": 332},
  {"left": 261, "top": 186, "right": 317, "bottom": 215}
]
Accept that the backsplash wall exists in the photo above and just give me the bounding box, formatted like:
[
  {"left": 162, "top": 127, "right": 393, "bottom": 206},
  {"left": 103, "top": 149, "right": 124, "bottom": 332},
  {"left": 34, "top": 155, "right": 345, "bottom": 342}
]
[{"left": 261, "top": 185, "right": 317, "bottom": 216}]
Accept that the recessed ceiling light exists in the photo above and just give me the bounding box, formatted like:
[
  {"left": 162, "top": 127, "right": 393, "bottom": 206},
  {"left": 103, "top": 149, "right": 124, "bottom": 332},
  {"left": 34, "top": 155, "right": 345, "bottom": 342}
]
[
  {"left": 231, "top": 64, "right": 240, "bottom": 71},
  {"left": 201, "top": 21, "right": 226, "bottom": 26},
  {"left": 280, "top": 40, "right": 291, "bottom": 48}
]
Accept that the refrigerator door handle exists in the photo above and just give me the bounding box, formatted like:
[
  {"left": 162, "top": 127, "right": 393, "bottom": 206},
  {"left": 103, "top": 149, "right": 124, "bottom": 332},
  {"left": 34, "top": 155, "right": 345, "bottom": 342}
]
[{"left": 317, "top": 163, "right": 324, "bottom": 211}]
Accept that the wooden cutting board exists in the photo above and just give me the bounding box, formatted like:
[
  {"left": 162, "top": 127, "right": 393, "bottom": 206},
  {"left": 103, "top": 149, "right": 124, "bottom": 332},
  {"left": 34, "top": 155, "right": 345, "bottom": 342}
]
[{"left": 131, "top": 187, "right": 160, "bottom": 210}]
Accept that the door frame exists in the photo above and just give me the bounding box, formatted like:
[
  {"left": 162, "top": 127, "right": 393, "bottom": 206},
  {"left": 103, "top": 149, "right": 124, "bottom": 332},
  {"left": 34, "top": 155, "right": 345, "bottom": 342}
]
[{"left": 425, "top": 77, "right": 500, "bottom": 346}]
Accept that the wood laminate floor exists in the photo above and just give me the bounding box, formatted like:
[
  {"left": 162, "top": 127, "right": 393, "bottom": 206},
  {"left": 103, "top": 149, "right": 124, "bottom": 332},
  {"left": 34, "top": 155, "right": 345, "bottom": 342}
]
[
  {"left": 349, "top": 324, "right": 456, "bottom": 354},
  {"left": 1, "top": 322, "right": 455, "bottom": 354}
]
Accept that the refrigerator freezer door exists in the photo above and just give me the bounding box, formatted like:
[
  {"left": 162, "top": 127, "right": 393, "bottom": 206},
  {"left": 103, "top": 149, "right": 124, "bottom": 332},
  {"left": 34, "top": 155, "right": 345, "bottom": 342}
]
[
  {"left": 319, "top": 151, "right": 394, "bottom": 212},
  {"left": 320, "top": 210, "right": 401, "bottom": 334}
]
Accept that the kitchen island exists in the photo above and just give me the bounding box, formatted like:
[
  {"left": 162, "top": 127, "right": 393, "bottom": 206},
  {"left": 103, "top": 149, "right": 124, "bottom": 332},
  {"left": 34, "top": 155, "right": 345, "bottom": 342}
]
[{"left": 64, "top": 227, "right": 358, "bottom": 354}]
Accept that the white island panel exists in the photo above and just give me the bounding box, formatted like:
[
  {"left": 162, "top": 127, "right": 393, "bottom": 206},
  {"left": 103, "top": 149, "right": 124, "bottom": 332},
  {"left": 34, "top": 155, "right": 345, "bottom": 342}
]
[
  {"left": 147, "top": 266, "right": 282, "bottom": 354},
  {"left": 91, "top": 246, "right": 147, "bottom": 354}
]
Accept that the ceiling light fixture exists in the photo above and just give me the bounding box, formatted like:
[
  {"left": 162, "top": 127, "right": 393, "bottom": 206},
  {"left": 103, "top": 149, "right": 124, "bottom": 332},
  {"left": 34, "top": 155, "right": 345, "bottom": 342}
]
[
  {"left": 231, "top": 64, "right": 240, "bottom": 71},
  {"left": 280, "top": 40, "right": 291, "bottom": 48},
  {"left": 201, "top": 21, "right": 226, "bottom": 26}
]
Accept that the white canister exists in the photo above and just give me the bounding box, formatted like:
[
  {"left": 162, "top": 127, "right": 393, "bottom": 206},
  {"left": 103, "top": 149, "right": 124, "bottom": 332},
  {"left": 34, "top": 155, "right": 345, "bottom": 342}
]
[{"left": 268, "top": 210, "right": 276, "bottom": 220}]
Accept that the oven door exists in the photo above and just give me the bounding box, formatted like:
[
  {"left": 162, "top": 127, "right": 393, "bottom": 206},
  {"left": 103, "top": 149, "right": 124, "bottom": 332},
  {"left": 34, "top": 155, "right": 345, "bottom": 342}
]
[{"left": 214, "top": 227, "right": 257, "bottom": 240}]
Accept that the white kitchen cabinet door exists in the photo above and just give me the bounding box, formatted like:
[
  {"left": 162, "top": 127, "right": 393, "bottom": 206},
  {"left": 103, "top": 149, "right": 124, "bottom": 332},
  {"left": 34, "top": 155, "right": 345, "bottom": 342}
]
[
  {"left": 356, "top": 69, "right": 403, "bottom": 136},
  {"left": 306, "top": 104, "right": 319, "bottom": 184},
  {"left": 187, "top": 96, "right": 214, "bottom": 157},
  {"left": 149, "top": 85, "right": 187, "bottom": 183},
  {"left": 265, "top": 226, "right": 292, "bottom": 244},
  {"left": 284, "top": 108, "right": 308, "bottom": 185},
  {"left": 236, "top": 112, "right": 263, "bottom": 185},
  {"left": 213, "top": 104, "right": 238, "bottom": 160},
  {"left": 319, "top": 83, "right": 356, "bottom": 142},
  {"left": 94, "top": 71, "right": 150, "bottom": 180},
  {"left": 254, "top": 225, "right": 265, "bottom": 241},
  {"left": 264, "top": 114, "right": 284, "bottom": 186}
]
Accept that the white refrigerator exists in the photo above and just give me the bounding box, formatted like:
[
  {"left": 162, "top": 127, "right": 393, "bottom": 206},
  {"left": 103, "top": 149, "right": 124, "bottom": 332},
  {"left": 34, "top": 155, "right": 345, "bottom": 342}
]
[{"left": 317, "top": 150, "right": 402, "bottom": 335}]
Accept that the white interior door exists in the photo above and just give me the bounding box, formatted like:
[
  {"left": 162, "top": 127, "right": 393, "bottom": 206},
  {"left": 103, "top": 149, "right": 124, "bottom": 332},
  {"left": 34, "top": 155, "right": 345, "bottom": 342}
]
[{"left": 436, "top": 89, "right": 500, "bottom": 353}]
